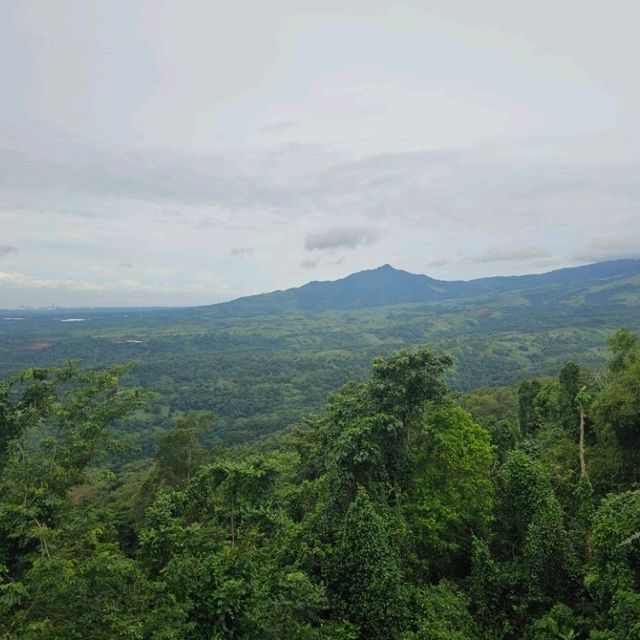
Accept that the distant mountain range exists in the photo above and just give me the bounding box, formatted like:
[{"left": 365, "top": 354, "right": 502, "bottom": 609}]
[
  {"left": 208, "top": 259, "right": 640, "bottom": 316},
  {"left": 2, "top": 258, "right": 639, "bottom": 446}
]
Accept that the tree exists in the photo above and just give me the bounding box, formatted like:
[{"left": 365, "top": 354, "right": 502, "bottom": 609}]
[
  {"left": 325, "top": 413, "right": 406, "bottom": 510},
  {"left": 0, "top": 363, "right": 146, "bottom": 576},
  {"left": 407, "top": 579, "right": 479, "bottom": 640},
  {"left": 0, "top": 364, "right": 158, "bottom": 639},
  {"left": 322, "top": 348, "right": 452, "bottom": 511},
  {"left": 155, "top": 413, "right": 213, "bottom": 487},
  {"left": 518, "top": 380, "right": 543, "bottom": 435},
  {"left": 593, "top": 330, "right": 640, "bottom": 480},
  {"left": 369, "top": 348, "right": 452, "bottom": 431},
  {"left": 587, "top": 490, "right": 640, "bottom": 609},
  {"left": 333, "top": 487, "right": 407, "bottom": 640},
  {"left": 576, "top": 386, "right": 591, "bottom": 477},
  {"left": 406, "top": 406, "right": 494, "bottom": 578}
]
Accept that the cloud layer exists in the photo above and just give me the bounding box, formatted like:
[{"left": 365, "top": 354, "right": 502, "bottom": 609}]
[{"left": 1, "top": 1, "right": 639, "bottom": 306}]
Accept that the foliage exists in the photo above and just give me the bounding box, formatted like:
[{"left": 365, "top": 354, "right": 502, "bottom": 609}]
[
  {"left": 1, "top": 331, "right": 640, "bottom": 637},
  {"left": 2, "top": 260, "right": 638, "bottom": 452}
]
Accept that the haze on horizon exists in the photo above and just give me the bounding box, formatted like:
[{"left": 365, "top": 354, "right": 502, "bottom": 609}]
[{"left": 1, "top": 0, "right": 639, "bottom": 308}]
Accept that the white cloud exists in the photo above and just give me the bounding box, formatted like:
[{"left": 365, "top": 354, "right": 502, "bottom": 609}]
[{"left": 0, "top": 271, "right": 204, "bottom": 294}]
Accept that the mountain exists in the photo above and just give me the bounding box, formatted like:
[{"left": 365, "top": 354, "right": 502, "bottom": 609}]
[
  {"left": 207, "top": 259, "right": 640, "bottom": 316},
  {"left": 209, "top": 263, "right": 445, "bottom": 315},
  {"left": 2, "top": 259, "right": 639, "bottom": 448}
]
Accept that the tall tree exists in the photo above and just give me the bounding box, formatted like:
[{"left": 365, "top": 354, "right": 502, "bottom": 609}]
[{"left": 333, "top": 487, "right": 407, "bottom": 640}]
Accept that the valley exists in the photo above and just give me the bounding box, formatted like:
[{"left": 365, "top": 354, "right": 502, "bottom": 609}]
[{"left": 2, "top": 260, "right": 638, "bottom": 451}]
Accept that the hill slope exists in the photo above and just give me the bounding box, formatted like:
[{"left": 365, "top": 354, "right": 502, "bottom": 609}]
[
  {"left": 208, "top": 259, "right": 640, "bottom": 316},
  {"left": 1, "top": 259, "right": 639, "bottom": 448}
]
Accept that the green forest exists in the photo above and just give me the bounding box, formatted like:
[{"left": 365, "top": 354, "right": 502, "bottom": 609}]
[
  {"left": 1, "top": 328, "right": 640, "bottom": 639},
  {"left": 3, "top": 260, "right": 639, "bottom": 456}
]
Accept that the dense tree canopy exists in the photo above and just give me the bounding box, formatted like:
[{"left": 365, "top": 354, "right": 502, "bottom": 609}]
[{"left": 1, "top": 332, "right": 640, "bottom": 638}]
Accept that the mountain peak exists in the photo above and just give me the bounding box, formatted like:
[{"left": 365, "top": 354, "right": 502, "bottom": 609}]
[{"left": 209, "top": 259, "right": 640, "bottom": 317}]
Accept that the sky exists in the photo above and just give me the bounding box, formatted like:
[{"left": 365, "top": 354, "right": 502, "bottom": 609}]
[{"left": 1, "top": 0, "right": 639, "bottom": 307}]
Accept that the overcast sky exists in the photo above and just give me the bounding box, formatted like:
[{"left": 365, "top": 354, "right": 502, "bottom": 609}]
[{"left": 1, "top": 0, "right": 639, "bottom": 307}]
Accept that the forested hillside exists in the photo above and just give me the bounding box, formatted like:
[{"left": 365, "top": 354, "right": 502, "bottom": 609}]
[
  {"left": 206, "top": 260, "right": 640, "bottom": 315},
  {"left": 1, "top": 261, "right": 639, "bottom": 451},
  {"left": 1, "top": 329, "right": 640, "bottom": 638}
]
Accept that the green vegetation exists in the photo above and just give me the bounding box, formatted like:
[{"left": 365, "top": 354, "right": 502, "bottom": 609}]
[
  {"left": 1, "top": 261, "right": 639, "bottom": 454},
  {"left": 2, "top": 329, "right": 640, "bottom": 638}
]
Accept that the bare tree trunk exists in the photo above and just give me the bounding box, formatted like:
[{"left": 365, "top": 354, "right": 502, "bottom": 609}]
[
  {"left": 579, "top": 405, "right": 587, "bottom": 477},
  {"left": 230, "top": 495, "right": 236, "bottom": 549}
]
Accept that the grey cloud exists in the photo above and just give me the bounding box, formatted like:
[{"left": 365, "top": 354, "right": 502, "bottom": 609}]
[
  {"left": 300, "top": 257, "right": 345, "bottom": 269},
  {"left": 2, "top": 125, "right": 639, "bottom": 308},
  {"left": 424, "top": 257, "right": 450, "bottom": 268},
  {"left": 305, "top": 225, "right": 380, "bottom": 252},
  {"left": 231, "top": 247, "right": 253, "bottom": 256},
  {"left": 462, "top": 246, "right": 552, "bottom": 264},
  {"left": 0, "top": 245, "right": 18, "bottom": 257},
  {"left": 3, "top": 0, "right": 639, "bottom": 308},
  {"left": 297, "top": 139, "right": 640, "bottom": 235},
  {"left": 572, "top": 237, "right": 640, "bottom": 262},
  {"left": 0, "top": 142, "right": 292, "bottom": 212},
  {"left": 2, "top": 129, "right": 639, "bottom": 240},
  {"left": 259, "top": 120, "right": 298, "bottom": 134},
  {"left": 157, "top": 209, "right": 184, "bottom": 219}
]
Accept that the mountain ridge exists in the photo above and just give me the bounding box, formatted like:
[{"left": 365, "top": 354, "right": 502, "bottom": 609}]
[
  {"left": 2, "top": 259, "right": 639, "bottom": 446},
  {"left": 207, "top": 258, "right": 640, "bottom": 316}
]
